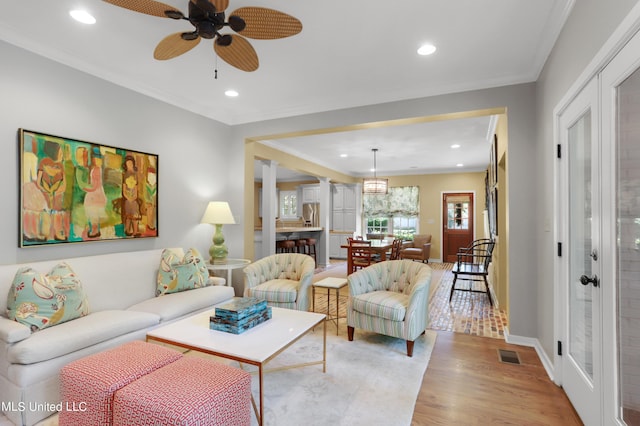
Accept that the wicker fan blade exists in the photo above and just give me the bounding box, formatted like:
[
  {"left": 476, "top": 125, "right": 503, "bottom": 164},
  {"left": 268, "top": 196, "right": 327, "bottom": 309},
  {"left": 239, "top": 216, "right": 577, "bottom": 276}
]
[
  {"left": 103, "top": 0, "right": 183, "bottom": 18},
  {"left": 230, "top": 7, "right": 302, "bottom": 40},
  {"left": 189, "top": 0, "right": 228, "bottom": 13},
  {"left": 214, "top": 34, "right": 258, "bottom": 72},
  {"left": 211, "top": 0, "right": 229, "bottom": 12},
  {"left": 154, "top": 33, "right": 201, "bottom": 60}
]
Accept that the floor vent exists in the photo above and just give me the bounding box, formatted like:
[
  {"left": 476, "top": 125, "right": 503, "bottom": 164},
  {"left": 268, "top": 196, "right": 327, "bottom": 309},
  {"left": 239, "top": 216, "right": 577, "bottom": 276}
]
[{"left": 498, "top": 349, "right": 521, "bottom": 365}]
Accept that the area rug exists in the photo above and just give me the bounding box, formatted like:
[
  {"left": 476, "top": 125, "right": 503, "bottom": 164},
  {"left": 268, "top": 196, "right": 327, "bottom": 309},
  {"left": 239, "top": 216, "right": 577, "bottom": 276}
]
[
  {"left": 235, "top": 326, "right": 438, "bottom": 426},
  {"left": 17, "top": 328, "right": 436, "bottom": 426}
]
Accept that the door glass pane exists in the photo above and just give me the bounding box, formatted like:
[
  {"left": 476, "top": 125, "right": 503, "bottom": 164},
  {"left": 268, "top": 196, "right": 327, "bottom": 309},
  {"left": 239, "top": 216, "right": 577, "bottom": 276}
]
[
  {"left": 617, "top": 66, "right": 640, "bottom": 423},
  {"left": 447, "top": 201, "right": 469, "bottom": 229},
  {"left": 568, "top": 110, "right": 593, "bottom": 379}
]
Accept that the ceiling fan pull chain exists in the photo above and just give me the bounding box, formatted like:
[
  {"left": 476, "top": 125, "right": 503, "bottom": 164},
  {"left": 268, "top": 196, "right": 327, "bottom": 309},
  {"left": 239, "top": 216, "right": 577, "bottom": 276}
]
[{"left": 214, "top": 53, "right": 218, "bottom": 79}]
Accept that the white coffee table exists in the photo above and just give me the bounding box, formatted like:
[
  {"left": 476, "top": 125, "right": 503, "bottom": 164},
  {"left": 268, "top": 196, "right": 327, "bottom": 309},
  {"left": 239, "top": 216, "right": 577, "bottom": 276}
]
[
  {"left": 206, "top": 258, "right": 251, "bottom": 286},
  {"left": 146, "top": 306, "right": 326, "bottom": 426},
  {"left": 313, "top": 277, "right": 348, "bottom": 335}
]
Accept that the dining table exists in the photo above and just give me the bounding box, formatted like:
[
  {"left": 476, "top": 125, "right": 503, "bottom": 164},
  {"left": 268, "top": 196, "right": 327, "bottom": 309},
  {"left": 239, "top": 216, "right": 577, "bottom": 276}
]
[{"left": 341, "top": 239, "right": 394, "bottom": 274}]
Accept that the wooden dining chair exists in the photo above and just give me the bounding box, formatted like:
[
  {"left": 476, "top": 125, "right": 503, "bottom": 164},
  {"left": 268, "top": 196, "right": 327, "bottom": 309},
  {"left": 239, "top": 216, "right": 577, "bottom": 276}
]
[
  {"left": 350, "top": 245, "right": 375, "bottom": 273},
  {"left": 389, "top": 238, "right": 403, "bottom": 260},
  {"left": 347, "top": 238, "right": 374, "bottom": 274}
]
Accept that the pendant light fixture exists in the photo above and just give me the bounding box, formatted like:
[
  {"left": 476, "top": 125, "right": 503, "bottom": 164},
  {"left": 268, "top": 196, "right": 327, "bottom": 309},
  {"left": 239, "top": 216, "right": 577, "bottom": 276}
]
[{"left": 363, "top": 148, "right": 388, "bottom": 194}]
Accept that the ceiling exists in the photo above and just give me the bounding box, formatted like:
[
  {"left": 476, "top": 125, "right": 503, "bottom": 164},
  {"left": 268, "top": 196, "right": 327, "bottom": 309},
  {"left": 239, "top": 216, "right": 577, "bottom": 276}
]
[
  {"left": 259, "top": 114, "right": 498, "bottom": 181},
  {"left": 0, "top": 0, "right": 572, "bottom": 179}
]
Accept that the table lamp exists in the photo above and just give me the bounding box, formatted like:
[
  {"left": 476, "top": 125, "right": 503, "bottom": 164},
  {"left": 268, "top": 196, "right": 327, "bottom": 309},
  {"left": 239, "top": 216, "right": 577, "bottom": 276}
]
[{"left": 201, "top": 201, "right": 236, "bottom": 264}]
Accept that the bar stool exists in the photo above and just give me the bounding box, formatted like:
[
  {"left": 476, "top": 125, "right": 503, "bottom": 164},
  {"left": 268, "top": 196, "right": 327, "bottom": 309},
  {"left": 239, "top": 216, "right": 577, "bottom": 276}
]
[
  {"left": 276, "top": 240, "right": 296, "bottom": 253},
  {"left": 306, "top": 237, "right": 317, "bottom": 264},
  {"left": 295, "top": 239, "right": 308, "bottom": 254}
]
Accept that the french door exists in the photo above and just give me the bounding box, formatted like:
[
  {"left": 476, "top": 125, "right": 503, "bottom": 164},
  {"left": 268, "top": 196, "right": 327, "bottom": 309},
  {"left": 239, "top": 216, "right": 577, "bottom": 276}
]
[
  {"left": 558, "top": 25, "right": 640, "bottom": 425},
  {"left": 558, "top": 77, "right": 602, "bottom": 425},
  {"left": 601, "top": 27, "right": 640, "bottom": 425}
]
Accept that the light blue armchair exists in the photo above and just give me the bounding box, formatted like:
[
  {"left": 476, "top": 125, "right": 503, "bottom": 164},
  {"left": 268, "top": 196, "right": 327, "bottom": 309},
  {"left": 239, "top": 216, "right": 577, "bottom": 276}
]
[
  {"left": 347, "top": 260, "right": 432, "bottom": 357},
  {"left": 243, "top": 253, "right": 315, "bottom": 311}
]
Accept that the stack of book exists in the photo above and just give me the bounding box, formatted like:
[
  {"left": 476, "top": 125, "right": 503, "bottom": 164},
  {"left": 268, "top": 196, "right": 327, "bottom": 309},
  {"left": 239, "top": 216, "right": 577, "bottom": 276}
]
[{"left": 210, "top": 297, "right": 272, "bottom": 334}]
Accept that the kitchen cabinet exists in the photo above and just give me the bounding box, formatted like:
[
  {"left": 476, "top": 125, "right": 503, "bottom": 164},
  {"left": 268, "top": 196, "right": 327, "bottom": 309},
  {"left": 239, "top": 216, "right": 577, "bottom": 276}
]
[
  {"left": 331, "top": 184, "right": 359, "bottom": 232},
  {"left": 342, "top": 185, "right": 357, "bottom": 209},
  {"left": 300, "top": 184, "right": 319, "bottom": 203},
  {"left": 329, "top": 233, "right": 351, "bottom": 259},
  {"left": 332, "top": 185, "right": 344, "bottom": 210}
]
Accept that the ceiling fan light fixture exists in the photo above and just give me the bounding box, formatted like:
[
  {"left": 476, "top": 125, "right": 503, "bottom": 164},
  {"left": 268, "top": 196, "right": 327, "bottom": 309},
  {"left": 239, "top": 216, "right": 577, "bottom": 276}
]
[
  {"left": 193, "top": 0, "right": 218, "bottom": 15},
  {"left": 228, "top": 15, "right": 246, "bottom": 32},
  {"left": 164, "top": 10, "right": 184, "bottom": 19},
  {"left": 216, "top": 34, "right": 233, "bottom": 46},
  {"left": 181, "top": 31, "right": 199, "bottom": 41},
  {"left": 197, "top": 21, "right": 216, "bottom": 39},
  {"left": 363, "top": 148, "right": 388, "bottom": 194},
  {"left": 104, "top": 1, "right": 301, "bottom": 73}
]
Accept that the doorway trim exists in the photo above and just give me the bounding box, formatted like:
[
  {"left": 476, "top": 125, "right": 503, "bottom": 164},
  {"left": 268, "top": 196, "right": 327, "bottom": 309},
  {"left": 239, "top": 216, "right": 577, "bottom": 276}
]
[{"left": 243, "top": 108, "right": 506, "bottom": 261}]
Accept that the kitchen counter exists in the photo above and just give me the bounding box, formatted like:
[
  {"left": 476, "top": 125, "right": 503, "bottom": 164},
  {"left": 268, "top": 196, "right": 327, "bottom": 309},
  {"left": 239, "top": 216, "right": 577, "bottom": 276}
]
[
  {"left": 276, "top": 227, "right": 323, "bottom": 233},
  {"left": 254, "top": 227, "right": 323, "bottom": 233}
]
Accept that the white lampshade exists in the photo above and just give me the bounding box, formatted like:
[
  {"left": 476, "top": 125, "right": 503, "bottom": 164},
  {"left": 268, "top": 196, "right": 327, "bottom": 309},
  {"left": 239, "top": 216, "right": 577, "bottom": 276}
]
[
  {"left": 363, "top": 178, "right": 388, "bottom": 194},
  {"left": 201, "top": 201, "right": 235, "bottom": 225}
]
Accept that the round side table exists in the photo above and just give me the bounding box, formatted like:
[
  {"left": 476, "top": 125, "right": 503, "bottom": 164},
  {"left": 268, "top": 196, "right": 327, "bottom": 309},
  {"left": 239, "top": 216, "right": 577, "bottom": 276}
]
[{"left": 206, "top": 259, "right": 251, "bottom": 287}]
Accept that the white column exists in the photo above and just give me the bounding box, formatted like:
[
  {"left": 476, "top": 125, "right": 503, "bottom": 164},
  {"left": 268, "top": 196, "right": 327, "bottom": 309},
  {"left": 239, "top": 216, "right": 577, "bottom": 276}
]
[
  {"left": 317, "top": 177, "right": 331, "bottom": 268},
  {"left": 261, "top": 160, "right": 278, "bottom": 257}
]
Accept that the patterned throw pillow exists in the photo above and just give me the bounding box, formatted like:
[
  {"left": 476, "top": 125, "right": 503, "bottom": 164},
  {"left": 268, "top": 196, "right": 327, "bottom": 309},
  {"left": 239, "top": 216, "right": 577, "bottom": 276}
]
[
  {"left": 6, "top": 262, "right": 90, "bottom": 331},
  {"left": 156, "top": 248, "right": 209, "bottom": 296}
]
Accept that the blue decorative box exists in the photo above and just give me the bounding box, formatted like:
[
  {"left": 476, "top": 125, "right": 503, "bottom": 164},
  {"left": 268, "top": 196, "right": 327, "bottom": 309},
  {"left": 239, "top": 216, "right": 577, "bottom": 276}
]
[
  {"left": 210, "top": 297, "right": 271, "bottom": 334},
  {"left": 214, "top": 297, "right": 268, "bottom": 320}
]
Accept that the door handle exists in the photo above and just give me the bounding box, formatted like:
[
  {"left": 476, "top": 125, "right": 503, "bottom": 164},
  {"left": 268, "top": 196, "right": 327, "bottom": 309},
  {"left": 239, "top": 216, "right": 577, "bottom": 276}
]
[{"left": 579, "top": 274, "right": 599, "bottom": 287}]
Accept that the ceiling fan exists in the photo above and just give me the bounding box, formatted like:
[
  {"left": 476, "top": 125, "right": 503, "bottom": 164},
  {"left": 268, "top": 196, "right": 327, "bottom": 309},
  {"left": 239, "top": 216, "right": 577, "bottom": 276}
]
[{"left": 103, "top": 0, "right": 302, "bottom": 72}]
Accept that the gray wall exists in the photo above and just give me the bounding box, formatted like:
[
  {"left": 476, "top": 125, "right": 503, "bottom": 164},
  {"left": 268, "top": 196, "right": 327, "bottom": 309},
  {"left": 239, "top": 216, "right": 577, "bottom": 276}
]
[
  {"left": 0, "top": 40, "right": 241, "bottom": 266},
  {"left": 535, "top": 0, "right": 639, "bottom": 359}
]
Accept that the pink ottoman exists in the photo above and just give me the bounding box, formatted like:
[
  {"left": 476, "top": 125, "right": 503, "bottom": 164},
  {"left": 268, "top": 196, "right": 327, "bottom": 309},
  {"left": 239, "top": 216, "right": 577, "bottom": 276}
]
[
  {"left": 59, "top": 341, "right": 183, "bottom": 426},
  {"left": 113, "top": 356, "right": 252, "bottom": 426}
]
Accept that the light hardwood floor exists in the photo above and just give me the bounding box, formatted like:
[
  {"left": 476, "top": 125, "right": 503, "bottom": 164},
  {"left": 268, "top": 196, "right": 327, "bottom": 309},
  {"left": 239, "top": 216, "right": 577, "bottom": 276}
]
[
  {"left": 411, "top": 331, "right": 582, "bottom": 425},
  {"left": 318, "top": 261, "right": 581, "bottom": 424}
]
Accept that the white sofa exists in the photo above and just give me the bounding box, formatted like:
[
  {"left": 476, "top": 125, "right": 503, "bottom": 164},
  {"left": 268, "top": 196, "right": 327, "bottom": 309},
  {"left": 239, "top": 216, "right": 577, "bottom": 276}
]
[{"left": 0, "top": 248, "right": 234, "bottom": 426}]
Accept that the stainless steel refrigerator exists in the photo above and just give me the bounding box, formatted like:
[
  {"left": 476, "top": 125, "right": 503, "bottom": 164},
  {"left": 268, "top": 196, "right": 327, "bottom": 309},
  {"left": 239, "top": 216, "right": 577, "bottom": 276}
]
[{"left": 302, "top": 203, "right": 320, "bottom": 227}]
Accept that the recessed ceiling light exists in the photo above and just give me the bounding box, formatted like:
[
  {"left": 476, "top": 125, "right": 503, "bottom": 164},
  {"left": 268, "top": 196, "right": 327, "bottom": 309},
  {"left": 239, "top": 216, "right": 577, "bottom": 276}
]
[
  {"left": 417, "top": 43, "right": 436, "bottom": 56},
  {"left": 451, "top": 144, "right": 461, "bottom": 149},
  {"left": 225, "top": 90, "right": 239, "bottom": 97},
  {"left": 70, "top": 10, "right": 96, "bottom": 24},
  {"left": 340, "top": 154, "right": 348, "bottom": 158},
  {"left": 456, "top": 163, "right": 464, "bottom": 167}
]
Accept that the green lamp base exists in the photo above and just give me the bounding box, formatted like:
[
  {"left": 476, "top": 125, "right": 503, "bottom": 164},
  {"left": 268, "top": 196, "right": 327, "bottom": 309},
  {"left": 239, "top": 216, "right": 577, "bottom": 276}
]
[{"left": 209, "top": 223, "right": 228, "bottom": 264}]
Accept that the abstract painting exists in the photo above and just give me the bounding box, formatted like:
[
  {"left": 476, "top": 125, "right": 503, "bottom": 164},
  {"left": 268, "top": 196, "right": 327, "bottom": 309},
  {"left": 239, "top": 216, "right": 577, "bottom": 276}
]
[{"left": 19, "top": 129, "right": 158, "bottom": 247}]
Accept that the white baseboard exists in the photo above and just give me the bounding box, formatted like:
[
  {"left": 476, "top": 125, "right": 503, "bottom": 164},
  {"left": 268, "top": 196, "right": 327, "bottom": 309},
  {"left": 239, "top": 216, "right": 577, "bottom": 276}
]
[{"left": 504, "top": 327, "right": 556, "bottom": 382}]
